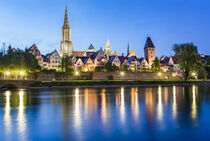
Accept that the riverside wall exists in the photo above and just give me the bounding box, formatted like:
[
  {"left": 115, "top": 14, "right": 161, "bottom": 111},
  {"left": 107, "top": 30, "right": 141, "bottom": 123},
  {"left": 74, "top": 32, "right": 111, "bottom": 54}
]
[
  {"left": 36, "top": 72, "right": 177, "bottom": 81},
  {"left": 0, "top": 72, "right": 178, "bottom": 81}
]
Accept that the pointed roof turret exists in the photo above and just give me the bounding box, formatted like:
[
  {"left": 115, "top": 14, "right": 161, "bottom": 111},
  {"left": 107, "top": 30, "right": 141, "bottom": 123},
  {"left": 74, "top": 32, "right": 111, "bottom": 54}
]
[
  {"left": 144, "top": 37, "right": 155, "bottom": 48},
  {"left": 63, "top": 6, "right": 70, "bottom": 28},
  {"left": 113, "top": 51, "right": 119, "bottom": 56},
  {"left": 106, "top": 39, "right": 110, "bottom": 47},
  {"left": 127, "top": 43, "right": 130, "bottom": 56}
]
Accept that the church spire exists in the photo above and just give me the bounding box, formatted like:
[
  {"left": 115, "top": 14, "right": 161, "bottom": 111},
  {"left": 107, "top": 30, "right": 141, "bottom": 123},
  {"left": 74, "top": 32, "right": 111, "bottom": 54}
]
[
  {"left": 127, "top": 43, "right": 130, "bottom": 56},
  {"left": 106, "top": 39, "right": 110, "bottom": 47},
  {"left": 63, "top": 5, "right": 70, "bottom": 28},
  {"left": 105, "top": 39, "right": 112, "bottom": 58}
]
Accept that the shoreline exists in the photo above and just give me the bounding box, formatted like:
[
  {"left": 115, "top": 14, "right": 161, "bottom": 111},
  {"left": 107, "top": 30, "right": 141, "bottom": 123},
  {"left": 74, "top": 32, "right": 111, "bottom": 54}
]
[
  {"left": 29, "top": 80, "right": 209, "bottom": 89},
  {"left": 1, "top": 80, "right": 209, "bottom": 90}
]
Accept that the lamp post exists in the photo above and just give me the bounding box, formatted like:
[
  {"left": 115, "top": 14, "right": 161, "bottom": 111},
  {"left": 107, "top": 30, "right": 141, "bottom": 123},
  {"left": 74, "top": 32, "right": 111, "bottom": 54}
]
[
  {"left": 75, "top": 71, "right": 79, "bottom": 80},
  {"left": 19, "top": 71, "right": 24, "bottom": 80},
  {"left": 4, "top": 71, "right": 10, "bottom": 80}
]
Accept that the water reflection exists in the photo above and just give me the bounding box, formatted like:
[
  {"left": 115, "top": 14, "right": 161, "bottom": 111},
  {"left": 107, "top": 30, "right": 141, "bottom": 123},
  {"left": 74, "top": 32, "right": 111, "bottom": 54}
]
[
  {"left": 0, "top": 85, "right": 206, "bottom": 140},
  {"left": 120, "top": 87, "right": 126, "bottom": 124},
  {"left": 157, "top": 86, "right": 163, "bottom": 121},
  {"left": 17, "top": 90, "right": 27, "bottom": 141},
  {"left": 131, "top": 87, "right": 139, "bottom": 122},
  {"left": 191, "top": 85, "right": 197, "bottom": 120},
  {"left": 4, "top": 91, "right": 12, "bottom": 137},
  {"left": 73, "top": 88, "right": 82, "bottom": 132},
  {"left": 172, "top": 86, "right": 177, "bottom": 119},
  {"left": 101, "top": 88, "right": 107, "bottom": 125}
]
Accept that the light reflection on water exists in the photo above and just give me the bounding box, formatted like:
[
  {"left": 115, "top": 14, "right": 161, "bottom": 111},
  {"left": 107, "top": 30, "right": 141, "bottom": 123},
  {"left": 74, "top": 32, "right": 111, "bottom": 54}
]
[{"left": 0, "top": 85, "right": 209, "bottom": 140}]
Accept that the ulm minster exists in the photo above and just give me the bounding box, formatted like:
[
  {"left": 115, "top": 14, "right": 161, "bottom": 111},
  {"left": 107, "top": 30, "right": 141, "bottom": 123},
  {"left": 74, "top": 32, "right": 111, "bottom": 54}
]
[
  {"left": 0, "top": 3, "right": 209, "bottom": 82},
  {"left": 27, "top": 6, "right": 166, "bottom": 73},
  {"left": 1, "top": 1, "right": 210, "bottom": 141}
]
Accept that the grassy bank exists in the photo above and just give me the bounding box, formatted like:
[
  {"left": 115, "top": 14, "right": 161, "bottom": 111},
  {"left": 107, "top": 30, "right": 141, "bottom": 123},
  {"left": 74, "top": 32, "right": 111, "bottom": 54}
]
[{"left": 30, "top": 80, "right": 209, "bottom": 87}]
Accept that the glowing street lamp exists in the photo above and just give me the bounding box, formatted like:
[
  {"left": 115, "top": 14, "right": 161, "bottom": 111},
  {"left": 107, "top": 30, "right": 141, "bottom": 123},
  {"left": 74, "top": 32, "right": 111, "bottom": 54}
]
[
  {"left": 75, "top": 71, "right": 79, "bottom": 76},
  {"left": 158, "top": 72, "right": 162, "bottom": 76},
  {"left": 19, "top": 71, "right": 24, "bottom": 76},
  {"left": 120, "top": 72, "right": 125, "bottom": 76},
  {"left": 172, "top": 73, "right": 176, "bottom": 77},
  {"left": 5, "top": 71, "right": 10, "bottom": 76},
  {"left": 192, "top": 72, "right": 196, "bottom": 76}
]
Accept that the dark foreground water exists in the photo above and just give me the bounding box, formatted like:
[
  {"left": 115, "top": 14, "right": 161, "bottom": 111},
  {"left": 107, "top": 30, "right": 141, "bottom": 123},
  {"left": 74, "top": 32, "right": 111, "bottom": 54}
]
[{"left": 1, "top": 85, "right": 210, "bottom": 141}]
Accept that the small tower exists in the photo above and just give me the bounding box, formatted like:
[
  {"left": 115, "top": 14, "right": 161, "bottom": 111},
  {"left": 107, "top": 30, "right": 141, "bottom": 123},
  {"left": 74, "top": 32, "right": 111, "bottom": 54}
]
[
  {"left": 60, "top": 6, "right": 73, "bottom": 57},
  {"left": 127, "top": 43, "right": 130, "bottom": 56},
  {"left": 105, "top": 39, "right": 112, "bottom": 58},
  {"left": 144, "top": 37, "right": 155, "bottom": 68}
]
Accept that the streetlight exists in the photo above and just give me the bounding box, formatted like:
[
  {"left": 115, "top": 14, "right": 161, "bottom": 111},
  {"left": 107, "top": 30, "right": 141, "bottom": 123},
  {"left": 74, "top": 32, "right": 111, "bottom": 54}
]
[
  {"left": 172, "top": 73, "right": 176, "bottom": 77},
  {"left": 5, "top": 71, "right": 10, "bottom": 76},
  {"left": 4, "top": 71, "right": 10, "bottom": 80},
  {"left": 19, "top": 71, "right": 24, "bottom": 76},
  {"left": 75, "top": 71, "right": 79, "bottom": 76},
  {"left": 158, "top": 72, "right": 162, "bottom": 76},
  {"left": 120, "top": 72, "right": 124, "bottom": 76}
]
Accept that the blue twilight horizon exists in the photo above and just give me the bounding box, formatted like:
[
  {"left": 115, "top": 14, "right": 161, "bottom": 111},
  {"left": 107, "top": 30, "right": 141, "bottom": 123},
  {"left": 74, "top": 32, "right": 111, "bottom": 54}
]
[{"left": 0, "top": 0, "right": 209, "bottom": 57}]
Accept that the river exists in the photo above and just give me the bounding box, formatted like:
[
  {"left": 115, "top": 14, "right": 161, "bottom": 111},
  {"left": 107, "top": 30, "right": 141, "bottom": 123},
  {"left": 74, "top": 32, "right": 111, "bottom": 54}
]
[{"left": 0, "top": 84, "right": 210, "bottom": 141}]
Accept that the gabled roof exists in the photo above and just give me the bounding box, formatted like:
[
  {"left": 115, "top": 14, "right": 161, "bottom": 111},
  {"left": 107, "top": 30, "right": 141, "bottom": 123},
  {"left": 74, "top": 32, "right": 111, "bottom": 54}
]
[
  {"left": 144, "top": 37, "right": 155, "bottom": 48},
  {"left": 109, "top": 56, "right": 117, "bottom": 63},
  {"left": 160, "top": 56, "right": 169, "bottom": 65},
  {"left": 118, "top": 56, "right": 127, "bottom": 64},
  {"left": 128, "top": 50, "right": 137, "bottom": 57},
  {"left": 127, "top": 56, "right": 137, "bottom": 64},
  {"left": 113, "top": 51, "right": 119, "bottom": 56},
  {"left": 45, "top": 53, "right": 52, "bottom": 58},
  {"left": 88, "top": 44, "right": 95, "bottom": 49}
]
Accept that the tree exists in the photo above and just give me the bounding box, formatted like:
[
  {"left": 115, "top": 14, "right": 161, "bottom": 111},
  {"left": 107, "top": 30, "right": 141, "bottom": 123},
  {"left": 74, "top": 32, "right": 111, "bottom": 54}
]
[
  {"left": 0, "top": 45, "right": 40, "bottom": 76},
  {"left": 151, "top": 58, "right": 161, "bottom": 72},
  {"left": 122, "top": 64, "right": 130, "bottom": 72},
  {"left": 198, "top": 67, "right": 207, "bottom": 80},
  {"left": 173, "top": 43, "right": 202, "bottom": 80},
  {"left": 205, "top": 58, "right": 210, "bottom": 66},
  {"left": 60, "top": 56, "right": 73, "bottom": 73},
  {"left": 104, "top": 62, "right": 119, "bottom": 72},
  {"left": 94, "top": 66, "right": 103, "bottom": 72}
]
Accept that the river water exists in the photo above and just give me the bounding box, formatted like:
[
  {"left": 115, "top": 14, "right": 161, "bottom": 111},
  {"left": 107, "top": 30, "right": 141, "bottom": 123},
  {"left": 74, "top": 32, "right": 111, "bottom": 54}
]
[{"left": 0, "top": 84, "right": 210, "bottom": 141}]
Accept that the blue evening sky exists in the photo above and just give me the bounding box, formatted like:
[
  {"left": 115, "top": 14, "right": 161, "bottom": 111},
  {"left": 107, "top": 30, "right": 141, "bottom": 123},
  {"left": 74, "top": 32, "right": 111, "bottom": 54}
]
[{"left": 0, "top": 0, "right": 209, "bottom": 57}]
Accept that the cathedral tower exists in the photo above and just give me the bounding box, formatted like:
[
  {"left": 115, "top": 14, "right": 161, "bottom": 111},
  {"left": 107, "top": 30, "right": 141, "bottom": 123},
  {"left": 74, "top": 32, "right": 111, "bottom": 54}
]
[
  {"left": 105, "top": 39, "right": 112, "bottom": 58},
  {"left": 144, "top": 37, "right": 155, "bottom": 68},
  {"left": 60, "top": 6, "right": 73, "bottom": 57}
]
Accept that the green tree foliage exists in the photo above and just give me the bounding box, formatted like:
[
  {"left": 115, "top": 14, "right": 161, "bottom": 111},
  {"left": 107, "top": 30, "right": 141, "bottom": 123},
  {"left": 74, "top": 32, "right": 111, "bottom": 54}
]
[
  {"left": 122, "top": 64, "right": 130, "bottom": 72},
  {"left": 205, "top": 58, "right": 210, "bottom": 66},
  {"left": 173, "top": 43, "right": 202, "bottom": 80},
  {"left": 198, "top": 67, "right": 207, "bottom": 80},
  {"left": 94, "top": 66, "right": 103, "bottom": 72},
  {"left": 0, "top": 46, "right": 40, "bottom": 75},
  {"left": 104, "top": 62, "right": 119, "bottom": 72},
  {"left": 60, "top": 56, "right": 73, "bottom": 73},
  {"left": 151, "top": 58, "right": 161, "bottom": 72}
]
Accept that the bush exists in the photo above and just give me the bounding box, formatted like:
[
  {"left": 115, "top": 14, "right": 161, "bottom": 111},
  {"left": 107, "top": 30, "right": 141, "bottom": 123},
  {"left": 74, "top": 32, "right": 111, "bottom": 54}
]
[
  {"left": 95, "top": 66, "right": 103, "bottom": 72},
  {"left": 198, "top": 67, "right": 207, "bottom": 80},
  {"left": 107, "top": 75, "right": 114, "bottom": 80}
]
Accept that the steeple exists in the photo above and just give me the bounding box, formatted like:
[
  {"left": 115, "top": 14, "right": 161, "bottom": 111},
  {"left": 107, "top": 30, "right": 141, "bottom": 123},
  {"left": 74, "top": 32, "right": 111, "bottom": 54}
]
[
  {"left": 106, "top": 39, "right": 110, "bottom": 47},
  {"left": 127, "top": 43, "right": 130, "bottom": 56},
  {"left": 105, "top": 39, "right": 112, "bottom": 57},
  {"left": 144, "top": 36, "right": 155, "bottom": 68},
  {"left": 60, "top": 5, "right": 73, "bottom": 57},
  {"left": 144, "top": 37, "right": 155, "bottom": 49},
  {"left": 63, "top": 6, "right": 70, "bottom": 28}
]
